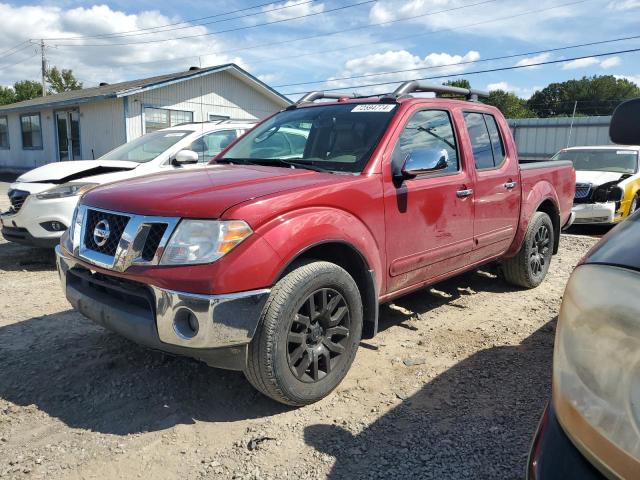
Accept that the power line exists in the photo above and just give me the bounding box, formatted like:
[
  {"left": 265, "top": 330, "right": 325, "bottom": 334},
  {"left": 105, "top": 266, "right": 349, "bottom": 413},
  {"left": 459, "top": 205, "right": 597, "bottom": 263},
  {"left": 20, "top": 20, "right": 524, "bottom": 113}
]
[
  {"left": 45, "top": 0, "right": 377, "bottom": 46},
  {"left": 49, "top": 0, "right": 590, "bottom": 73},
  {"left": 273, "top": 34, "right": 640, "bottom": 88},
  {"left": 42, "top": 0, "right": 315, "bottom": 41},
  {"left": 0, "top": 42, "right": 34, "bottom": 61},
  {"left": 282, "top": 48, "right": 640, "bottom": 96}
]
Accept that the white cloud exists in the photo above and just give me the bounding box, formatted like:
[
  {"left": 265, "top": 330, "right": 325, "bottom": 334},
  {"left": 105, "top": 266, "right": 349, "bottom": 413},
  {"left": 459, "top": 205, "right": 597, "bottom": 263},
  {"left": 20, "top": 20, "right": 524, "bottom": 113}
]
[
  {"left": 600, "top": 56, "right": 621, "bottom": 69},
  {"left": 562, "top": 57, "right": 600, "bottom": 69},
  {"left": 615, "top": 74, "right": 640, "bottom": 86},
  {"left": 487, "top": 81, "right": 516, "bottom": 92},
  {"left": 262, "top": 1, "right": 325, "bottom": 21},
  {"left": 0, "top": 3, "right": 243, "bottom": 87},
  {"left": 515, "top": 53, "right": 551, "bottom": 70},
  {"left": 368, "top": 0, "right": 579, "bottom": 42},
  {"left": 607, "top": 0, "right": 640, "bottom": 11},
  {"left": 560, "top": 56, "right": 621, "bottom": 70},
  {"left": 324, "top": 49, "right": 480, "bottom": 94}
]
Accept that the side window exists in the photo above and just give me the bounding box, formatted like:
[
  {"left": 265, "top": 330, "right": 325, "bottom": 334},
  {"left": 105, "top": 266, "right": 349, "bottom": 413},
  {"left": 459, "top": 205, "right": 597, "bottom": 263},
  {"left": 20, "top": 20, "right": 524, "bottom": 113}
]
[
  {"left": 484, "top": 114, "right": 505, "bottom": 167},
  {"left": 391, "top": 109, "right": 459, "bottom": 175},
  {"left": 188, "top": 130, "right": 237, "bottom": 162},
  {"left": 463, "top": 112, "right": 493, "bottom": 170}
]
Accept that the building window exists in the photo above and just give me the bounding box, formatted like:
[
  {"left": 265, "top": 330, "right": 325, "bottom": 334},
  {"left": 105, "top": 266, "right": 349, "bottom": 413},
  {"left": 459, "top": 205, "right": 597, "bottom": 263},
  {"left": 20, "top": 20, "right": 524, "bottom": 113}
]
[
  {"left": 144, "top": 107, "right": 193, "bottom": 132},
  {"left": 208, "top": 114, "right": 230, "bottom": 122},
  {"left": 21, "top": 113, "right": 42, "bottom": 150},
  {"left": 0, "top": 116, "right": 8, "bottom": 149}
]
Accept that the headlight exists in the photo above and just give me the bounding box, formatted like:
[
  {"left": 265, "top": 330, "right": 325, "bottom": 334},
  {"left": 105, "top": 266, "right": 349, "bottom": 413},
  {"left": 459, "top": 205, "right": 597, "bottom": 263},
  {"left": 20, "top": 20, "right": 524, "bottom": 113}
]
[
  {"left": 160, "top": 219, "right": 252, "bottom": 265},
  {"left": 68, "top": 206, "right": 85, "bottom": 252},
  {"left": 592, "top": 182, "right": 624, "bottom": 203},
  {"left": 554, "top": 263, "right": 640, "bottom": 476},
  {"left": 36, "top": 183, "right": 98, "bottom": 200}
]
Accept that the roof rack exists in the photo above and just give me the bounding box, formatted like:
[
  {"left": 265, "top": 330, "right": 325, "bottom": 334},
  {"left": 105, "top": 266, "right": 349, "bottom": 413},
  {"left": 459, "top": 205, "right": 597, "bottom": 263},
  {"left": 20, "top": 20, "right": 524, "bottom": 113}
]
[
  {"left": 295, "top": 91, "right": 357, "bottom": 105},
  {"left": 388, "top": 81, "right": 489, "bottom": 102}
]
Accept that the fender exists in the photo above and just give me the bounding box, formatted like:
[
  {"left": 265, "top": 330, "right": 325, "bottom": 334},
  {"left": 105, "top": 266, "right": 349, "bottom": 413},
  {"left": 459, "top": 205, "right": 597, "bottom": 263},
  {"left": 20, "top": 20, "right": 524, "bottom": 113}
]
[
  {"left": 505, "top": 179, "right": 560, "bottom": 258},
  {"left": 255, "top": 206, "right": 385, "bottom": 295}
]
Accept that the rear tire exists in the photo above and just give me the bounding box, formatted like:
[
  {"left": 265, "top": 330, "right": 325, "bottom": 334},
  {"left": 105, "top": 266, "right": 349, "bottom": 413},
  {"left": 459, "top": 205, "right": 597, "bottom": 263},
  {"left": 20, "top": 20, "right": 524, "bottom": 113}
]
[
  {"left": 244, "top": 261, "right": 363, "bottom": 406},
  {"left": 502, "top": 211, "right": 554, "bottom": 289}
]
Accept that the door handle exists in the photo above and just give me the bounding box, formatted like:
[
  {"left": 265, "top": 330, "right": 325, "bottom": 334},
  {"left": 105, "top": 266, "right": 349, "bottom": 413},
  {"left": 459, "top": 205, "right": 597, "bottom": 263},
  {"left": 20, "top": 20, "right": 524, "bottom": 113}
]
[
  {"left": 456, "top": 188, "right": 474, "bottom": 198},
  {"left": 504, "top": 181, "right": 517, "bottom": 190}
]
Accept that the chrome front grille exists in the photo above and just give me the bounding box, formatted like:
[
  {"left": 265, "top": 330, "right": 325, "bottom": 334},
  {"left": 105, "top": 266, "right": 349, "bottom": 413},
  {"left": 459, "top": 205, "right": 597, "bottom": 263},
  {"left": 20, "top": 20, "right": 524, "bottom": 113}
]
[
  {"left": 574, "top": 183, "right": 592, "bottom": 200},
  {"left": 75, "top": 205, "right": 179, "bottom": 272},
  {"left": 7, "top": 189, "right": 29, "bottom": 214},
  {"left": 84, "top": 209, "right": 130, "bottom": 256}
]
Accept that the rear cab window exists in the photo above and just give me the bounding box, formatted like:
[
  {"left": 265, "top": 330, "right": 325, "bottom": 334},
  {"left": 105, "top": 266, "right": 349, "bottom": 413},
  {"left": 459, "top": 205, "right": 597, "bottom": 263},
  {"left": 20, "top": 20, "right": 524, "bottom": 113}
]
[{"left": 463, "top": 112, "right": 506, "bottom": 170}]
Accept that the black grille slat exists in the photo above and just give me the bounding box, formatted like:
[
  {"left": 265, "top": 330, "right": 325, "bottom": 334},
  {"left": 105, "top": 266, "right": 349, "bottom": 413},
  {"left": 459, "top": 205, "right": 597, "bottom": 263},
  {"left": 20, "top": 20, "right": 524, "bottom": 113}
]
[
  {"left": 141, "top": 224, "right": 167, "bottom": 261},
  {"left": 7, "top": 189, "right": 29, "bottom": 214},
  {"left": 84, "top": 209, "right": 130, "bottom": 256}
]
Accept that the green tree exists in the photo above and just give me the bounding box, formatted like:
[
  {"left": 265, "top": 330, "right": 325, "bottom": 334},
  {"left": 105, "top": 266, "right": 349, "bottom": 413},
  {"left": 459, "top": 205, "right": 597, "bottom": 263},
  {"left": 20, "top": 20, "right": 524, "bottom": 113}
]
[
  {"left": 436, "top": 79, "right": 472, "bottom": 99},
  {"left": 46, "top": 67, "right": 82, "bottom": 94},
  {"left": 0, "top": 86, "right": 16, "bottom": 105},
  {"left": 527, "top": 75, "right": 640, "bottom": 117},
  {"left": 485, "top": 90, "right": 534, "bottom": 118},
  {"left": 13, "top": 80, "right": 42, "bottom": 102}
]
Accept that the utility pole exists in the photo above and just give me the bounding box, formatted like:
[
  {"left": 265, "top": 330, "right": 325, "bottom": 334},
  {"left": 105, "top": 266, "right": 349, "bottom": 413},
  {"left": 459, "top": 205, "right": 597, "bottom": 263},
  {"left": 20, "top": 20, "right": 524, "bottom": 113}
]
[{"left": 40, "top": 39, "right": 47, "bottom": 97}]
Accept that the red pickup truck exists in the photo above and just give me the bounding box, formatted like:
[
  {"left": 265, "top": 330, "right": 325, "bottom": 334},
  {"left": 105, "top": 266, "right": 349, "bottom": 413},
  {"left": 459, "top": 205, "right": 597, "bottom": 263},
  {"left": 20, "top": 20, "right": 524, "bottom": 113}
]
[{"left": 55, "top": 81, "right": 575, "bottom": 406}]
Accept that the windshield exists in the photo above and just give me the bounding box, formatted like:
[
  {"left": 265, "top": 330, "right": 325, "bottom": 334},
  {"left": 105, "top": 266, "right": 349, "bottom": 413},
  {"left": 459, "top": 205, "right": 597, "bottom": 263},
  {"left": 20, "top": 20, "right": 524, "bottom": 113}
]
[
  {"left": 219, "top": 103, "right": 397, "bottom": 173},
  {"left": 552, "top": 148, "right": 639, "bottom": 174},
  {"left": 99, "top": 130, "right": 193, "bottom": 163}
]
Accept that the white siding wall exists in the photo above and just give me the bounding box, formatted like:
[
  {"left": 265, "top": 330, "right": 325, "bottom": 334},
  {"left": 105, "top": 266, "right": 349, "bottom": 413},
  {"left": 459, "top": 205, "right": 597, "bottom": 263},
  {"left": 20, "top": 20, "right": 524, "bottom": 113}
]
[
  {"left": 78, "top": 98, "right": 125, "bottom": 159},
  {"left": 126, "top": 70, "right": 283, "bottom": 139},
  {"left": 0, "top": 108, "right": 57, "bottom": 169}
]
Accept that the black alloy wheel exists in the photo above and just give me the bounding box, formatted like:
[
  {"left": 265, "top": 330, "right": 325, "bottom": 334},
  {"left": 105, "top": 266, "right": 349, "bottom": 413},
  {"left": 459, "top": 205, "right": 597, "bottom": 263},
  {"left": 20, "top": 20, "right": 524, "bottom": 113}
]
[
  {"left": 287, "top": 288, "right": 350, "bottom": 383},
  {"left": 529, "top": 224, "right": 551, "bottom": 277}
]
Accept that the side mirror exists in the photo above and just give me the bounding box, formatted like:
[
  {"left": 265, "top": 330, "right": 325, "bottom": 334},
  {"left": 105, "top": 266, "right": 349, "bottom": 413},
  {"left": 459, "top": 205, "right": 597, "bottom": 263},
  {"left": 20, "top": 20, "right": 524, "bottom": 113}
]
[
  {"left": 399, "top": 148, "right": 449, "bottom": 180},
  {"left": 610, "top": 98, "right": 640, "bottom": 145},
  {"left": 172, "top": 149, "right": 199, "bottom": 166}
]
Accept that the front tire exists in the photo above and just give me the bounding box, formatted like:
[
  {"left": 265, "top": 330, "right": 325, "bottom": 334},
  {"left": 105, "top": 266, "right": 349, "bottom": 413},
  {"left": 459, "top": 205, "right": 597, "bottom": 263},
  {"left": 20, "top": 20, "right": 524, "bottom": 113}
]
[
  {"left": 502, "top": 211, "right": 554, "bottom": 289},
  {"left": 244, "top": 261, "right": 363, "bottom": 406}
]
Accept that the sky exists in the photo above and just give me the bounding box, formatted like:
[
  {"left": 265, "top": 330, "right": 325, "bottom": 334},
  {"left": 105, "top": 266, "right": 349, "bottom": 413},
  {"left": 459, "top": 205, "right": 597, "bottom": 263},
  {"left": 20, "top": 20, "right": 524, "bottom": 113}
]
[{"left": 0, "top": 0, "right": 638, "bottom": 101}]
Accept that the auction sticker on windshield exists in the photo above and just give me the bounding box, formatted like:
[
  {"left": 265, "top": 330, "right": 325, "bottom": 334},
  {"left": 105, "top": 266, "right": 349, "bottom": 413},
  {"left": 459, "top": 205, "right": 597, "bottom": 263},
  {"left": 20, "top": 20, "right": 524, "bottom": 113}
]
[{"left": 351, "top": 104, "right": 396, "bottom": 112}]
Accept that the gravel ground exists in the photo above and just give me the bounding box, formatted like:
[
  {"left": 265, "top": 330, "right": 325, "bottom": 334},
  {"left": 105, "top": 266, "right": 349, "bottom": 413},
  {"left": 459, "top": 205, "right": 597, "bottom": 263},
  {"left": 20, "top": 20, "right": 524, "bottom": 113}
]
[{"left": 0, "top": 185, "right": 598, "bottom": 480}]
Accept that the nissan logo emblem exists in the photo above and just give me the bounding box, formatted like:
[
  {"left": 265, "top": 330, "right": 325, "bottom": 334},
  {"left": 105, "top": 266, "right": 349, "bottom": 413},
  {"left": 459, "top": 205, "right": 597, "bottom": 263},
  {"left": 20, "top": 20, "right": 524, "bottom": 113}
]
[{"left": 93, "top": 219, "right": 111, "bottom": 247}]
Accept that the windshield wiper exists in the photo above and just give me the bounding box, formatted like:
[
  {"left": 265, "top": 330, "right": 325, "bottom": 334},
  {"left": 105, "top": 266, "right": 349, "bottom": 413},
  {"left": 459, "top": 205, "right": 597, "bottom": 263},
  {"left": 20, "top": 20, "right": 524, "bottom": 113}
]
[
  {"left": 216, "top": 158, "right": 261, "bottom": 166},
  {"left": 218, "top": 157, "right": 332, "bottom": 173}
]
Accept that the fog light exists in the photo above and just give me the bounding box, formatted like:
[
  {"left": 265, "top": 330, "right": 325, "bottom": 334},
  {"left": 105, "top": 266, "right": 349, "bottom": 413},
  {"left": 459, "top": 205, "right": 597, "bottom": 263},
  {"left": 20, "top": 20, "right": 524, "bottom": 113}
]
[
  {"left": 173, "top": 309, "right": 199, "bottom": 339},
  {"left": 40, "top": 221, "right": 67, "bottom": 232}
]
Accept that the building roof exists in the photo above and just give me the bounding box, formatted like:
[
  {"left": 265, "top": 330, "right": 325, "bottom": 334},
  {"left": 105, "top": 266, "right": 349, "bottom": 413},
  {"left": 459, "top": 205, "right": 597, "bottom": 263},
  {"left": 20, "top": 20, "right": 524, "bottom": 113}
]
[{"left": 0, "top": 63, "right": 291, "bottom": 113}]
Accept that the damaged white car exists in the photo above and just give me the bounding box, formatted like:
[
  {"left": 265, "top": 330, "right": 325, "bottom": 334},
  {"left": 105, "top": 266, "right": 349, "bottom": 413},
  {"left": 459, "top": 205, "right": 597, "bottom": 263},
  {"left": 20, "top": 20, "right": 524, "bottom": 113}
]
[
  {"left": 551, "top": 145, "right": 640, "bottom": 225},
  {"left": 0, "top": 121, "right": 253, "bottom": 247}
]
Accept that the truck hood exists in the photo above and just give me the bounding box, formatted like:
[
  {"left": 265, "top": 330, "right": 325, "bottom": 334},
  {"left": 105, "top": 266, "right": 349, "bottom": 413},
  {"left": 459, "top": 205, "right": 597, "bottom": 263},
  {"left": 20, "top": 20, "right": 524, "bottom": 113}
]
[
  {"left": 575, "top": 170, "right": 628, "bottom": 186},
  {"left": 81, "top": 164, "right": 340, "bottom": 219},
  {"left": 16, "top": 160, "right": 139, "bottom": 184}
]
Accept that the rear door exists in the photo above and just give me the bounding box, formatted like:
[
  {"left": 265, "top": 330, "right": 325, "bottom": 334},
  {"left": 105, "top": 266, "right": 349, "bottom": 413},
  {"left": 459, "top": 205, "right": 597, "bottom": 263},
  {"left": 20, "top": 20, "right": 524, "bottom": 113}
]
[
  {"left": 462, "top": 111, "right": 521, "bottom": 262},
  {"left": 383, "top": 106, "right": 475, "bottom": 294}
]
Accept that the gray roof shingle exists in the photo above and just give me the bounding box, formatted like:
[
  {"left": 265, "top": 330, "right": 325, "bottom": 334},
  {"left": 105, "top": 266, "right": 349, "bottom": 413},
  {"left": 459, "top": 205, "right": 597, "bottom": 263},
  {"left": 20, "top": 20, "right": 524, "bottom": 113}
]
[{"left": 0, "top": 63, "right": 290, "bottom": 113}]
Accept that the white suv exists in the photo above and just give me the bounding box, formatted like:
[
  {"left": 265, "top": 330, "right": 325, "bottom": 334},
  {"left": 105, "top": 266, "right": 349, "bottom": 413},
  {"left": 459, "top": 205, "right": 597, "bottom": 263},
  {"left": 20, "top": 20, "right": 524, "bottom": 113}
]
[{"left": 1, "top": 121, "right": 255, "bottom": 247}]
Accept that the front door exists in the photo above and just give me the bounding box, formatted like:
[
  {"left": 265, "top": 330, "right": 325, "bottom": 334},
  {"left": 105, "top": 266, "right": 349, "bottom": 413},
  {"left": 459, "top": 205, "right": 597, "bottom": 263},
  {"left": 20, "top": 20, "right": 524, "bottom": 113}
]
[
  {"left": 56, "top": 110, "right": 81, "bottom": 161},
  {"left": 383, "top": 107, "right": 475, "bottom": 294}
]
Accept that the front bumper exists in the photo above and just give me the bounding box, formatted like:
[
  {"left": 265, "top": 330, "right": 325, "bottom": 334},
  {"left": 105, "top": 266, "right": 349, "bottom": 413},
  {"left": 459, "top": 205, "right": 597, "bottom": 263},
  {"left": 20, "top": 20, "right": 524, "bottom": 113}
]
[
  {"left": 56, "top": 245, "right": 270, "bottom": 370},
  {"left": 527, "top": 403, "right": 604, "bottom": 480},
  {"left": 1, "top": 193, "right": 77, "bottom": 246},
  {"left": 571, "top": 202, "right": 620, "bottom": 225}
]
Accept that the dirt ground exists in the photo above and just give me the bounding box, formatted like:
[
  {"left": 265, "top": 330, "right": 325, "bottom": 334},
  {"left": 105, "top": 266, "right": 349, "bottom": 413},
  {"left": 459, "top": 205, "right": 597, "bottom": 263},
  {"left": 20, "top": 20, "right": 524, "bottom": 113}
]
[{"left": 0, "top": 187, "right": 598, "bottom": 480}]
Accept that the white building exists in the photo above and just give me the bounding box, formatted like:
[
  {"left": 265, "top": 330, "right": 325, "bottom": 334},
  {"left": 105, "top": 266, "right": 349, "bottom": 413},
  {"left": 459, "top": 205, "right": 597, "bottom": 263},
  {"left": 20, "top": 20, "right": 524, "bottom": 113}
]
[{"left": 0, "top": 64, "right": 290, "bottom": 170}]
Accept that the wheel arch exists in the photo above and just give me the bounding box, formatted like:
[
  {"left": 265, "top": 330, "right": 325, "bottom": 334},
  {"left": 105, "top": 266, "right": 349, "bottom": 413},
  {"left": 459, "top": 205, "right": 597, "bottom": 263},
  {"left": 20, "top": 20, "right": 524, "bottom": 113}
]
[
  {"left": 276, "top": 240, "right": 379, "bottom": 339},
  {"left": 535, "top": 198, "right": 561, "bottom": 255}
]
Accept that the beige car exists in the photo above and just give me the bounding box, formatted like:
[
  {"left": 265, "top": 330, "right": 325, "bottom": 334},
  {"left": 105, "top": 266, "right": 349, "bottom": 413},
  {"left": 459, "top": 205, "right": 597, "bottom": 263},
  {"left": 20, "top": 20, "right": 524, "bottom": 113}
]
[{"left": 528, "top": 98, "right": 640, "bottom": 479}]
